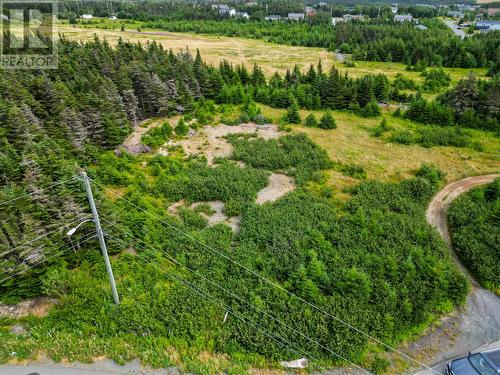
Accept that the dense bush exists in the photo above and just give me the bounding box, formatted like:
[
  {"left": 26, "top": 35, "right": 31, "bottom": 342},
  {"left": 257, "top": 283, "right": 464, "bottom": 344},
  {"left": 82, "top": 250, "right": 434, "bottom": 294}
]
[
  {"left": 227, "top": 133, "right": 333, "bottom": 185},
  {"left": 388, "top": 126, "right": 480, "bottom": 149},
  {"left": 142, "top": 122, "right": 173, "bottom": 149},
  {"left": 448, "top": 178, "right": 500, "bottom": 294},
  {"left": 318, "top": 111, "right": 337, "bottom": 129},
  {"left": 156, "top": 160, "right": 269, "bottom": 215}
]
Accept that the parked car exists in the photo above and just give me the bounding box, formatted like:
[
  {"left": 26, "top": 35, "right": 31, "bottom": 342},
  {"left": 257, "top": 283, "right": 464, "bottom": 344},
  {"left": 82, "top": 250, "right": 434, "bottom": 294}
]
[{"left": 446, "top": 348, "right": 500, "bottom": 375}]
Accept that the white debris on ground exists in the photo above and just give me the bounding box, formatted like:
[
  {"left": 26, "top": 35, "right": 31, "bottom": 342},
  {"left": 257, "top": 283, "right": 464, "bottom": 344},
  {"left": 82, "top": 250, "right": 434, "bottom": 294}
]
[
  {"left": 279, "top": 358, "right": 308, "bottom": 369},
  {"left": 166, "top": 123, "right": 280, "bottom": 166},
  {"left": 256, "top": 173, "right": 295, "bottom": 205}
]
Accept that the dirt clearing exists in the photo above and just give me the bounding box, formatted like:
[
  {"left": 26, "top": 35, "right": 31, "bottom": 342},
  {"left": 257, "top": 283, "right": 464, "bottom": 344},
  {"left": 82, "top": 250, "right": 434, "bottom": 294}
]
[
  {"left": 256, "top": 173, "right": 295, "bottom": 205},
  {"left": 167, "top": 123, "right": 281, "bottom": 165}
]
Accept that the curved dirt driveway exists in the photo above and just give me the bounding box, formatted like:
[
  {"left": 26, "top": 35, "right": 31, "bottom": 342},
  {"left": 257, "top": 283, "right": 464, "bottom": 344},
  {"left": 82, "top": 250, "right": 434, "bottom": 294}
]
[{"left": 415, "top": 174, "right": 500, "bottom": 374}]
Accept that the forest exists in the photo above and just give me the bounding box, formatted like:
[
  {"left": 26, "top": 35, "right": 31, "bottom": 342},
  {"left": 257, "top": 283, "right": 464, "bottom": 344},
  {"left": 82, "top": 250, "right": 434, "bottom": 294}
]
[
  {"left": 448, "top": 179, "right": 500, "bottom": 295},
  {"left": 0, "top": 35, "right": 479, "bottom": 372}
]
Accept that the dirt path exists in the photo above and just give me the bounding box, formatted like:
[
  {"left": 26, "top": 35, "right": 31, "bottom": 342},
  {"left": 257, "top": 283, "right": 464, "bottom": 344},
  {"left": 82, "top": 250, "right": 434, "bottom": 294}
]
[
  {"left": 256, "top": 173, "right": 295, "bottom": 205},
  {"left": 426, "top": 174, "right": 499, "bottom": 284},
  {"left": 410, "top": 174, "right": 500, "bottom": 374}
]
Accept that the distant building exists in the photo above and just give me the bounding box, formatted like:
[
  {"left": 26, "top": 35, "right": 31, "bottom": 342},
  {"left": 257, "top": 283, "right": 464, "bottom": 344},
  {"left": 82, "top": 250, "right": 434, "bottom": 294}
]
[
  {"left": 212, "top": 4, "right": 236, "bottom": 16},
  {"left": 234, "top": 11, "right": 250, "bottom": 19},
  {"left": 318, "top": 2, "right": 328, "bottom": 7},
  {"left": 394, "top": 14, "right": 413, "bottom": 22},
  {"left": 476, "top": 20, "right": 500, "bottom": 32},
  {"left": 343, "top": 14, "right": 365, "bottom": 22},
  {"left": 81, "top": 14, "right": 93, "bottom": 19},
  {"left": 265, "top": 14, "right": 282, "bottom": 21},
  {"left": 331, "top": 17, "right": 343, "bottom": 25},
  {"left": 305, "top": 6, "right": 317, "bottom": 16},
  {"left": 288, "top": 13, "right": 305, "bottom": 21},
  {"left": 391, "top": 6, "right": 398, "bottom": 14},
  {"left": 487, "top": 8, "right": 500, "bottom": 16}
]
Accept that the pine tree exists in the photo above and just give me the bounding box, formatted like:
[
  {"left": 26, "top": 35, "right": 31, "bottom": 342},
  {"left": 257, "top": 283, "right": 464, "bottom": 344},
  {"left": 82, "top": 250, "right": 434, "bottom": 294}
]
[
  {"left": 286, "top": 98, "right": 301, "bottom": 124},
  {"left": 319, "top": 111, "right": 336, "bottom": 129},
  {"left": 305, "top": 113, "right": 318, "bottom": 127}
]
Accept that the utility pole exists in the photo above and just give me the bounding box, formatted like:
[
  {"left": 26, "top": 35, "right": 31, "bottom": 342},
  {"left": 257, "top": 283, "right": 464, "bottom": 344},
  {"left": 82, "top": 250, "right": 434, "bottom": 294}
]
[{"left": 81, "top": 171, "right": 120, "bottom": 305}]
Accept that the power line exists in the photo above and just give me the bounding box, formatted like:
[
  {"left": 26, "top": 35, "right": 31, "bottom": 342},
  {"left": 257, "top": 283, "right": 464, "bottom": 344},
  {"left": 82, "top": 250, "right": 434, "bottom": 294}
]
[
  {"left": 0, "top": 176, "right": 78, "bottom": 207},
  {"left": 92, "top": 179, "right": 439, "bottom": 374},
  {"left": 0, "top": 234, "right": 96, "bottom": 285},
  {"left": 102, "top": 219, "right": 371, "bottom": 374},
  {"left": 106, "top": 233, "right": 331, "bottom": 373},
  {"left": 0, "top": 216, "right": 92, "bottom": 259},
  {"left": 0, "top": 232, "right": 97, "bottom": 281}
]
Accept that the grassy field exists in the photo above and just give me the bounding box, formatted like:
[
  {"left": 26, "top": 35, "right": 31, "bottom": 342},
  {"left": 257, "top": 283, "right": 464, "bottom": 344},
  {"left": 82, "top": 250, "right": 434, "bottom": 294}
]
[
  {"left": 56, "top": 20, "right": 487, "bottom": 82},
  {"left": 258, "top": 104, "right": 500, "bottom": 191}
]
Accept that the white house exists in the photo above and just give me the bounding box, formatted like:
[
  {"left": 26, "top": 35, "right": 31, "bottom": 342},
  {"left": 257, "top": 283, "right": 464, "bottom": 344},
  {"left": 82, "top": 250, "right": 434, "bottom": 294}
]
[
  {"left": 234, "top": 11, "right": 250, "bottom": 19},
  {"left": 265, "top": 14, "right": 282, "bottom": 21},
  {"left": 81, "top": 14, "right": 93, "bottom": 19},
  {"left": 394, "top": 14, "right": 413, "bottom": 22},
  {"left": 288, "top": 13, "right": 305, "bottom": 21}
]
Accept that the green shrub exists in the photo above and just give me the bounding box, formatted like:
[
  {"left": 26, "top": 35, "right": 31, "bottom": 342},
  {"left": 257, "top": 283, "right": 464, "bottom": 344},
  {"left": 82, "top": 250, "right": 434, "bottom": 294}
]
[
  {"left": 371, "top": 118, "right": 392, "bottom": 137},
  {"left": 389, "top": 130, "right": 415, "bottom": 145},
  {"left": 448, "top": 178, "right": 500, "bottom": 294},
  {"left": 318, "top": 111, "right": 336, "bottom": 129},
  {"left": 175, "top": 118, "right": 189, "bottom": 136},
  {"left": 361, "top": 100, "right": 381, "bottom": 118},
  {"left": 339, "top": 163, "right": 367, "bottom": 179},
  {"left": 304, "top": 113, "right": 318, "bottom": 127},
  {"left": 141, "top": 122, "right": 173, "bottom": 149},
  {"left": 286, "top": 99, "right": 301, "bottom": 124},
  {"left": 227, "top": 133, "right": 333, "bottom": 185}
]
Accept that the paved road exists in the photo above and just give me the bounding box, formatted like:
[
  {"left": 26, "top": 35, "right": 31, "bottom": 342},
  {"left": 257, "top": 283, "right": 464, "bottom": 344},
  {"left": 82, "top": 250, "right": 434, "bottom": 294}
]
[
  {"left": 0, "top": 360, "right": 174, "bottom": 375},
  {"left": 444, "top": 19, "right": 466, "bottom": 39}
]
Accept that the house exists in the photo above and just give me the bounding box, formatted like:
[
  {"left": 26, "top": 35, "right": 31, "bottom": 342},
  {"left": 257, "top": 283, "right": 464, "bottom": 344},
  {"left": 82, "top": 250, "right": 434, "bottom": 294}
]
[
  {"left": 234, "top": 11, "right": 250, "bottom": 19},
  {"left": 81, "top": 14, "right": 93, "bottom": 19},
  {"left": 394, "top": 14, "right": 413, "bottom": 22},
  {"left": 331, "top": 17, "right": 344, "bottom": 25},
  {"left": 391, "top": 6, "right": 398, "bottom": 14},
  {"left": 305, "top": 6, "right": 317, "bottom": 17},
  {"left": 343, "top": 14, "right": 365, "bottom": 22},
  {"left": 212, "top": 4, "right": 236, "bottom": 16},
  {"left": 288, "top": 13, "right": 305, "bottom": 21},
  {"left": 476, "top": 20, "right": 500, "bottom": 32},
  {"left": 265, "top": 14, "right": 282, "bottom": 21},
  {"left": 318, "top": 2, "right": 328, "bottom": 7}
]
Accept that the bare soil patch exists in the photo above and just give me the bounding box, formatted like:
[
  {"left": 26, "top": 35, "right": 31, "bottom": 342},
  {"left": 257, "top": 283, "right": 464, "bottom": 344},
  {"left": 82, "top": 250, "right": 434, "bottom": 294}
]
[
  {"left": 167, "top": 123, "right": 281, "bottom": 166},
  {"left": 256, "top": 173, "right": 296, "bottom": 205},
  {"left": 0, "top": 297, "right": 57, "bottom": 319}
]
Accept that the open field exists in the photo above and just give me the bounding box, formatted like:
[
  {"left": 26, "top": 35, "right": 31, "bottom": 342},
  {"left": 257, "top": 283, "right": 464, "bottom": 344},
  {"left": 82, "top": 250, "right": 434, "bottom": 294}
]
[
  {"left": 258, "top": 105, "right": 500, "bottom": 188},
  {"left": 55, "top": 21, "right": 487, "bottom": 82}
]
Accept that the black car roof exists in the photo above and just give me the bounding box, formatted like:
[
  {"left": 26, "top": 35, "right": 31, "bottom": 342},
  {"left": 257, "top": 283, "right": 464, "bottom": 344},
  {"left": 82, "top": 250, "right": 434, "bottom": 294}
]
[{"left": 483, "top": 348, "right": 500, "bottom": 370}]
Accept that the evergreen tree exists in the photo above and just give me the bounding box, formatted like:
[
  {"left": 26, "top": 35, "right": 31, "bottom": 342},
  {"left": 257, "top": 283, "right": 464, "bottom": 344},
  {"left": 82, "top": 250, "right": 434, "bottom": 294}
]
[
  {"left": 286, "top": 98, "right": 301, "bottom": 124},
  {"left": 319, "top": 111, "right": 336, "bottom": 129},
  {"left": 304, "top": 113, "right": 318, "bottom": 127}
]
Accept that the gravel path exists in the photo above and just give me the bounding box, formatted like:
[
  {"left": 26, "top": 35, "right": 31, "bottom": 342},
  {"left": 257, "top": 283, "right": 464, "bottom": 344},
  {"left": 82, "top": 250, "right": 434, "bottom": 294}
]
[{"left": 412, "top": 174, "right": 500, "bottom": 374}]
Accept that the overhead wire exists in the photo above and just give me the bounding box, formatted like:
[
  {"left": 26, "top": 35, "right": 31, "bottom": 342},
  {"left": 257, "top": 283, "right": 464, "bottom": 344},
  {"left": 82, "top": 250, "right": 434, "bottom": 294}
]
[
  {"left": 0, "top": 176, "right": 78, "bottom": 207},
  {"left": 102, "top": 220, "right": 372, "bottom": 374},
  {"left": 0, "top": 233, "right": 97, "bottom": 285},
  {"left": 92, "top": 178, "right": 440, "bottom": 374},
  {"left": 105, "top": 233, "right": 336, "bottom": 373}
]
